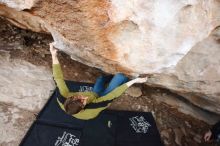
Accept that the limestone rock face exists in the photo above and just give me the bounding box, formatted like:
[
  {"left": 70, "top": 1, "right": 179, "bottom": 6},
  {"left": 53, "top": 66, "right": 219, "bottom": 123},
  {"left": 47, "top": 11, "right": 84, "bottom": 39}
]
[
  {"left": 0, "top": 0, "right": 37, "bottom": 10},
  {"left": 0, "top": 0, "right": 220, "bottom": 114},
  {"left": 0, "top": 52, "right": 55, "bottom": 145}
]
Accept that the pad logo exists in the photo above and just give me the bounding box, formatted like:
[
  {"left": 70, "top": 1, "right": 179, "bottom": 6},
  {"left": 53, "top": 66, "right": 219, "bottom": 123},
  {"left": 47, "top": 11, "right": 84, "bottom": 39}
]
[
  {"left": 55, "top": 131, "right": 80, "bottom": 146},
  {"left": 129, "top": 116, "right": 151, "bottom": 133},
  {"left": 79, "top": 86, "right": 93, "bottom": 92}
]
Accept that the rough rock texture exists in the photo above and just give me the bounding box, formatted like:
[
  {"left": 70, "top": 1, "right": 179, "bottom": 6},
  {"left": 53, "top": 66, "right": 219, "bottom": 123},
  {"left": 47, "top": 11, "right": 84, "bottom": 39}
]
[
  {"left": 125, "top": 86, "right": 142, "bottom": 97},
  {"left": 0, "top": 51, "right": 55, "bottom": 146},
  {"left": 0, "top": 0, "right": 220, "bottom": 115},
  {"left": 0, "top": 19, "right": 217, "bottom": 146},
  {"left": 0, "top": 0, "right": 38, "bottom": 11},
  {"left": 0, "top": 52, "right": 54, "bottom": 111}
]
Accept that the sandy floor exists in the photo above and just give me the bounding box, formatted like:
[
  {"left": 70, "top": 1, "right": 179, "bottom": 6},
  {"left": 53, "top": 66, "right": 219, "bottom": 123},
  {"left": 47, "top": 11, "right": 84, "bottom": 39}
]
[{"left": 0, "top": 17, "right": 217, "bottom": 146}]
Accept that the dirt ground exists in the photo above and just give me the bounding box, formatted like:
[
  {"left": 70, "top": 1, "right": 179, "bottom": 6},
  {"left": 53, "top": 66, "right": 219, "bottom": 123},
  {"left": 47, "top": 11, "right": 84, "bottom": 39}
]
[{"left": 0, "top": 17, "right": 217, "bottom": 146}]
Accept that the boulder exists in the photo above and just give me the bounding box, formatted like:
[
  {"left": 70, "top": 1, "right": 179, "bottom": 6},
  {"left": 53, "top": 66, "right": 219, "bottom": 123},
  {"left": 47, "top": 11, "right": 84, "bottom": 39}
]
[
  {"left": 0, "top": 0, "right": 220, "bottom": 115},
  {"left": 0, "top": 51, "right": 55, "bottom": 146},
  {"left": 125, "top": 86, "right": 142, "bottom": 98}
]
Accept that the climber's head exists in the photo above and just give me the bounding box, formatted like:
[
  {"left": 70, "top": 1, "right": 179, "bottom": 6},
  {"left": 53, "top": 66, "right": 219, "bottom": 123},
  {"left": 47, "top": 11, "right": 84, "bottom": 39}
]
[{"left": 64, "top": 95, "right": 88, "bottom": 115}]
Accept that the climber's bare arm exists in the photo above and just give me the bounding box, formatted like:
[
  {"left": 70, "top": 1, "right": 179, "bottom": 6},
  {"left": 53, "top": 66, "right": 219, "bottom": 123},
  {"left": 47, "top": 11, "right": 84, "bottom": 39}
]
[
  {"left": 50, "top": 43, "right": 59, "bottom": 64},
  {"left": 126, "top": 77, "right": 148, "bottom": 87}
]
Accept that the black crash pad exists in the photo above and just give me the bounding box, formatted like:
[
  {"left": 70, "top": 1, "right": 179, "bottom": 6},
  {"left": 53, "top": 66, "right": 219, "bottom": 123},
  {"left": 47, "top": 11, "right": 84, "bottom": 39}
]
[{"left": 20, "top": 80, "right": 164, "bottom": 146}]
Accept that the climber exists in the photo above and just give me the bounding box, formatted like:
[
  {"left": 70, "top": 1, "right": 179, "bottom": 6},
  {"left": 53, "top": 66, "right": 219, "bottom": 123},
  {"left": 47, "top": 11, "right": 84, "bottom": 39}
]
[
  {"left": 49, "top": 42, "right": 148, "bottom": 120},
  {"left": 204, "top": 121, "right": 220, "bottom": 143}
]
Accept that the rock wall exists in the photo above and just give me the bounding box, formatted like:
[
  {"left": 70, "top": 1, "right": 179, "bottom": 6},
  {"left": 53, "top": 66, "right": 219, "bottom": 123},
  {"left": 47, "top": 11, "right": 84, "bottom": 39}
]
[
  {"left": 0, "top": 51, "right": 55, "bottom": 146},
  {"left": 0, "top": 0, "right": 220, "bottom": 115}
]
